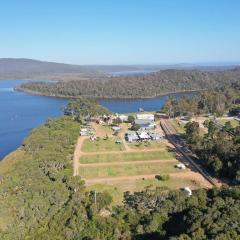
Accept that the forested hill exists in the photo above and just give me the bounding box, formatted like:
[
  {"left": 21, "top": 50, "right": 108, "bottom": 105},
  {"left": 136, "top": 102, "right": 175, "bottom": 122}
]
[{"left": 18, "top": 67, "right": 240, "bottom": 99}]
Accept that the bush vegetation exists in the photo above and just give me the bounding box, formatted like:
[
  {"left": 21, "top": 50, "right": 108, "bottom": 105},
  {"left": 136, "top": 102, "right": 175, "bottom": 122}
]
[{"left": 17, "top": 68, "right": 240, "bottom": 98}]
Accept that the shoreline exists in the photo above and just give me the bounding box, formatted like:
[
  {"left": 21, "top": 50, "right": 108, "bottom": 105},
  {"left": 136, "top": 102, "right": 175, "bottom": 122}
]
[{"left": 15, "top": 86, "right": 203, "bottom": 100}]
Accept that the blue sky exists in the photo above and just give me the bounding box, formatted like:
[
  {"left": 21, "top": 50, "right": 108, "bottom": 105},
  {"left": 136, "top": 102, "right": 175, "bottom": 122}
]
[{"left": 0, "top": 0, "right": 240, "bottom": 65}]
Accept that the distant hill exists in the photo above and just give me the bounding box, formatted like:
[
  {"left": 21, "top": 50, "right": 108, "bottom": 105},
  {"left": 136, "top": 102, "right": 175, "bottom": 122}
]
[
  {"left": 0, "top": 58, "right": 105, "bottom": 80},
  {"left": 1, "top": 58, "right": 239, "bottom": 80}
]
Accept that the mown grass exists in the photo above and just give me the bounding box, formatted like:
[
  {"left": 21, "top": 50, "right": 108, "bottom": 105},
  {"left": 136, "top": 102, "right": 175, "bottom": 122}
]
[
  {"left": 81, "top": 137, "right": 125, "bottom": 152},
  {"left": 80, "top": 161, "right": 184, "bottom": 179},
  {"left": 80, "top": 150, "right": 176, "bottom": 164}
]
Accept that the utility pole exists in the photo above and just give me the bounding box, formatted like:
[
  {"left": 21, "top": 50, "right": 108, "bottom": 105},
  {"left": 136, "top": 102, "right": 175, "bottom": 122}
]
[{"left": 94, "top": 190, "right": 97, "bottom": 205}]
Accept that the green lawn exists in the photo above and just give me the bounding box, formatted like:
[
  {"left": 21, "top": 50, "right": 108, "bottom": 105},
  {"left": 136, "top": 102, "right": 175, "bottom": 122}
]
[
  {"left": 80, "top": 150, "right": 176, "bottom": 164},
  {"left": 81, "top": 137, "right": 125, "bottom": 152},
  {"left": 218, "top": 119, "right": 239, "bottom": 128},
  {"left": 80, "top": 161, "right": 184, "bottom": 179}
]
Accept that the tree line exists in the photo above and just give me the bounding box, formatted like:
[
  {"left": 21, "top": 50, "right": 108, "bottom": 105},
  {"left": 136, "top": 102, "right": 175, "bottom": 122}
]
[
  {"left": 163, "top": 83, "right": 240, "bottom": 117},
  {"left": 17, "top": 68, "right": 240, "bottom": 99}
]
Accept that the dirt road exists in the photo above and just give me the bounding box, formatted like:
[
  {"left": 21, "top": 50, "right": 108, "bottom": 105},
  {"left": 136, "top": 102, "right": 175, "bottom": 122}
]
[{"left": 73, "top": 136, "right": 87, "bottom": 176}]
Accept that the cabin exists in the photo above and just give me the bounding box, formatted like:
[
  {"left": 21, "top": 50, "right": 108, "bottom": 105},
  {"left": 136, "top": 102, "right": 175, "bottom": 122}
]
[{"left": 136, "top": 114, "right": 155, "bottom": 121}]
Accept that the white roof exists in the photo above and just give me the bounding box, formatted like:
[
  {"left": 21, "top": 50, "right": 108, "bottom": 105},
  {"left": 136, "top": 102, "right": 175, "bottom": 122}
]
[
  {"left": 138, "top": 132, "right": 150, "bottom": 139},
  {"left": 136, "top": 114, "right": 154, "bottom": 120}
]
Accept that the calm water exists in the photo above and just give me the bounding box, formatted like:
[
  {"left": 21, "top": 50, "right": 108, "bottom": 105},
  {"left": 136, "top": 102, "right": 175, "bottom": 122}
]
[
  {"left": 99, "top": 92, "right": 196, "bottom": 113},
  {"left": 0, "top": 80, "right": 68, "bottom": 159},
  {"left": 0, "top": 80, "right": 196, "bottom": 159}
]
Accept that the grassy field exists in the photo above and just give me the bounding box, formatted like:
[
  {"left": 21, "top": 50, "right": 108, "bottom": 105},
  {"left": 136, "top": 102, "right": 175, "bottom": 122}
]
[
  {"left": 128, "top": 140, "right": 167, "bottom": 150},
  {"left": 86, "top": 177, "right": 201, "bottom": 205},
  {"left": 218, "top": 119, "right": 239, "bottom": 128},
  {"left": 80, "top": 161, "right": 184, "bottom": 179},
  {"left": 80, "top": 150, "right": 176, "bottom": 164},
  {"left": 81, "top": 137, "right": 125, "bottom": 152}
]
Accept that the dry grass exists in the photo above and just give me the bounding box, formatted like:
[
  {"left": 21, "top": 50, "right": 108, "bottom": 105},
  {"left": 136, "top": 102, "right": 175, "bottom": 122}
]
[
  {"left": 80, "top": 150, "right": 176, "bottom": 164},
  {"left": 80, "top": 161, "right": 184, "bottom": 179}
]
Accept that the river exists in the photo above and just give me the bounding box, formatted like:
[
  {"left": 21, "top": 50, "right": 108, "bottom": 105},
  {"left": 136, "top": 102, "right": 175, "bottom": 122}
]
[{"left": 0, "top": 80, "right": 196, "bottom": 159}]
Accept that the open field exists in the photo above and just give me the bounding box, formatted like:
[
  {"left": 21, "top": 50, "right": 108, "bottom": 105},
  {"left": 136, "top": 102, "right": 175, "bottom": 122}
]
[
  {"left": 86, "top": 173, "right": 203, "bottom": 204},
  {"left": 80, "top": 161, "right": 185, "bottom": 179},
  {"left": 218, "top": 118, "right": 239, "bottom": 128},
  {"left": 81, "top": 137, "right": 125, "bottom": 152},
  {"left": 80, "top": 150, "right": 176, "bottom": 164}
]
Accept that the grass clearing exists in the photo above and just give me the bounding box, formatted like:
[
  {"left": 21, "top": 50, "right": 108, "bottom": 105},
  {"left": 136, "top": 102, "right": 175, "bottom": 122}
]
[
  {"left": 169, "top": 119, "right": 186, "bottom": 134},
  {"left": 82, "top": 137, "right": 125, "bottom": 152},
  {"left": 86, "top": 177, "right": 201, "bottom": 205},
  {"left": 218, "top": 119, "right": 239, "bottom": 128},
  {"left": 80, "top": 150, "right": 176, "bottom": 164},
  {"left": 80, "top": 161, "right": 184, "bottom": 179}
]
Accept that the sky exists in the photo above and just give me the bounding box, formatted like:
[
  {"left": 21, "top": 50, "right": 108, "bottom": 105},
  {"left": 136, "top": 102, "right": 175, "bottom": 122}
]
[{"left": 0, "top": 0, "right": 240, "bottom": 65}]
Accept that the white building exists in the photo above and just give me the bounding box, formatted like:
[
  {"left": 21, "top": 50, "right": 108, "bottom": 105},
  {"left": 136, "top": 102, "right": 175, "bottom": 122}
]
[
  {"left": 136, "top": 114, "right": 155, "bottom": 121},
  {"left": 116, "top": 114, "right": 128, "bottom": 122},
  {"left": 112, "top": 126, "right": 121, "bottom": 131}
]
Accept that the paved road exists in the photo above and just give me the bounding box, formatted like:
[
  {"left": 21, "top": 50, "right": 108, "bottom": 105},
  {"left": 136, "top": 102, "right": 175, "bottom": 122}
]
[{"left": 160, "top": 119, "right": 221, "bottom": 187}]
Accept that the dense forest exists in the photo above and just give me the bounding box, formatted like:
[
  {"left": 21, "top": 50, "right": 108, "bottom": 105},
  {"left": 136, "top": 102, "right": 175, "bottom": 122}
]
[
  {"left": 17, "top": 67, "right": 240, "bottom": 98},
  {"left": 163, "top": 83, "right": 240, "bottom": 117},
  {"left": 184, "top": 120, "right": 240, "bottom": 183}
]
